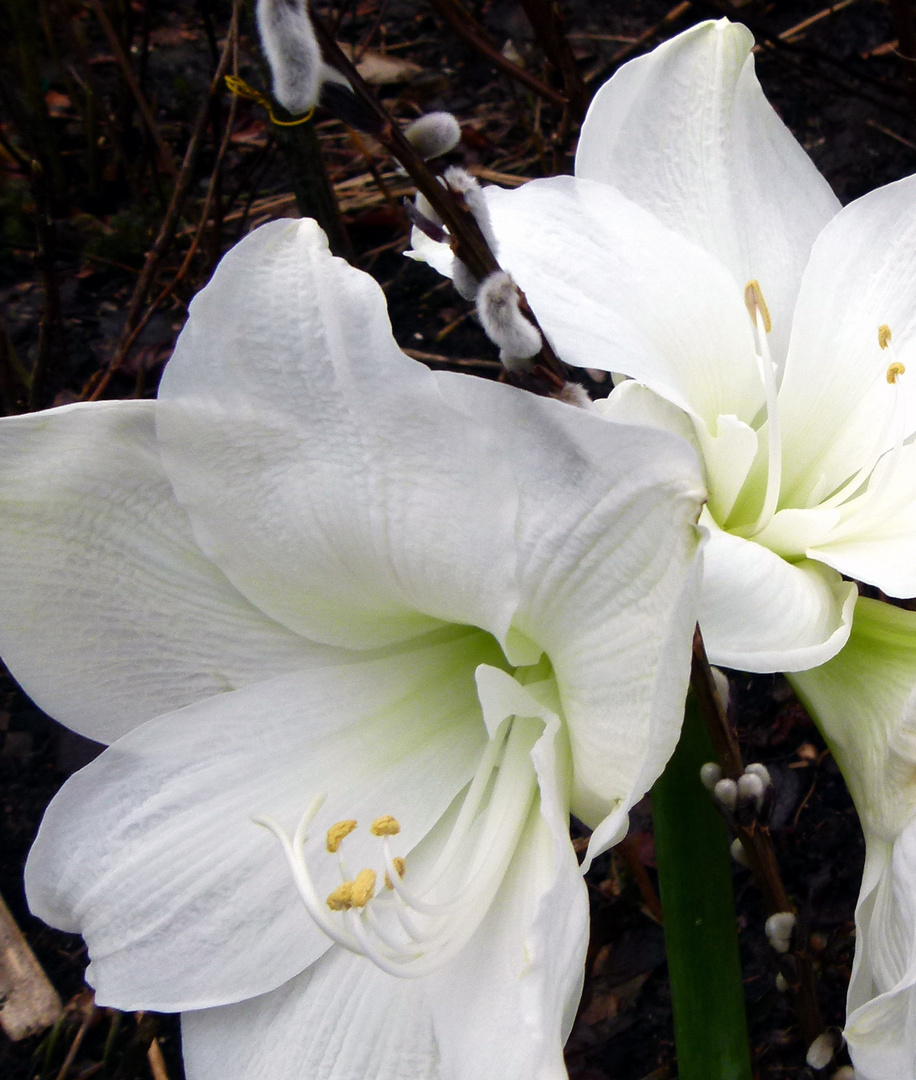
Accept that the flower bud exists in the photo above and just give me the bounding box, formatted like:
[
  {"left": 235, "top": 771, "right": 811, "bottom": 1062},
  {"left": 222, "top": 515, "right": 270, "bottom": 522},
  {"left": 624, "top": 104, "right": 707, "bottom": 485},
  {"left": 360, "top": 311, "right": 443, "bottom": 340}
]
[
  {"left": 831, "top": 1068, "right": 855, "bottom": 1079},
  {"left": 477, "top": 271, "right": 542, "bottom": 371},
  {"left": 765, "top": 911, "right": 796, "bottom": 954},
  {"left": 700, "top": 761, "right": 722, "bottom": 792},
  {"left": 405, "top": 113, "right": 462, "bottom": 160},
  {"left": 806, "top": 1028, "right": 844, "bottom": 1070},
  {"left": 775, "top": 971, "right": 788, "bottom": 992},
  {"left": 713, "top": 777, "right": 737, "bottom": 813},
  {"left": 730, "top": 837, "right": 750, "bottom": 868},
  {"left": 735, "top": 770, "right": 766, "bottom": 825},
  {"left": 257, "top": 0, "right": 322, "bottom": 114}
]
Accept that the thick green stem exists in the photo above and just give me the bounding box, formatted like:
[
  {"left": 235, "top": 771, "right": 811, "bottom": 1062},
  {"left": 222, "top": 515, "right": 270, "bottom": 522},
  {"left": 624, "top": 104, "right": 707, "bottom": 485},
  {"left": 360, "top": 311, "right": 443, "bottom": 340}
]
[{"left": 652, "top": 692, "right": 752, "bottom": 1080}]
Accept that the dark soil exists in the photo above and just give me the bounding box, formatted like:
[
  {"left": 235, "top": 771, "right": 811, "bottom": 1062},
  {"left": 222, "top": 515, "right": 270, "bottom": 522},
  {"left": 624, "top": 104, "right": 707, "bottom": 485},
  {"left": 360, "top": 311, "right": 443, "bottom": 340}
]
[{"left": 1, "top": 1, "right": 911, "bottom": 1077}]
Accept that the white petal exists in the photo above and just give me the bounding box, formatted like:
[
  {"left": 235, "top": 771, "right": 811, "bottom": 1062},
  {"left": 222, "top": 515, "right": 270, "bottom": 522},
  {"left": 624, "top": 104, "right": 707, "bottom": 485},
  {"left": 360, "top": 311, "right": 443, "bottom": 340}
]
[
  {"left": 790, "top": 603, "right": 916, "bottom": 1078},
  {"left": 406, "top": 225, "right": 455, "bottom": 279},
  {"left": 807, "top": 443, "right": 916, "bottom": 597},
  {"left": 25, "top": 630, "right": 496, "bottom": 1009},
  {"left": 0, "top": 400, "right": 319, "bottom": 744},
  {"left": 576, "top": 19, "right": 839, "bottom": 364},
  {"left": 181, "top": 948, "right": 437, "bottom": 1080},
  {"left": 779, "top": 173, "right": 916, "bottom": 505},
  {"left": 485, "top": 176, "right": 763, "bottom": 429},
  {"left": 427, "top": 669, "right": 587, "bottom": 1080},
  {"left": 437, "top": 372, "right": 705, "bottom": 841},
  {"left": 841, "top": 828, "right": 916, "bottom": 1080},
  {"left": 157, "top": 218, "right": 519, "bottom": 650},
  {"left": 789, "top": 597, "right": 916, "bottom": 839},
  {"left": 699, "top": 514, "right": 857, "bottom": 672}
]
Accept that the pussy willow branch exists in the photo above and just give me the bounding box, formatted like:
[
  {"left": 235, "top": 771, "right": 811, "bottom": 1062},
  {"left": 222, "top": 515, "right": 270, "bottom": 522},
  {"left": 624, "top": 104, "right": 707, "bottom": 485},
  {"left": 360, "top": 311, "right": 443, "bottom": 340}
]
[
  {"left": 309, "top": 9, "right": 569, "bottom": 389},
  {"left": 691, "top": 626, "right": 823, "bottom": 1045}
]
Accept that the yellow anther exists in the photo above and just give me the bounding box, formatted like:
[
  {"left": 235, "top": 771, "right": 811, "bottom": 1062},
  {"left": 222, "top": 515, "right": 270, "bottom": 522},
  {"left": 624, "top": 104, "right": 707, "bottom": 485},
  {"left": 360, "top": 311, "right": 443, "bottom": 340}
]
[
  {"left": 326, "top": 820, "right": 357, "bottom": 853},
  {"left": 349, "top": 868, "right": 377, "bottom": 907},
  {"left": 326, "top": 882, "right": 354, "bottom": 911},
  {"left": 887, "top": 361, "right": 906, "bottom": 384},
  {"left": 370, "top": 815, "right": 401, "bottom": 837},
  {"left": 879, "top": 324, "right": 893, "bottom": 350},
  {"left": 744, "top": 280, "right": 772, "bottom": 334},
  {"left": 385, "top": 857, "right": 407, "bottom": 889}
]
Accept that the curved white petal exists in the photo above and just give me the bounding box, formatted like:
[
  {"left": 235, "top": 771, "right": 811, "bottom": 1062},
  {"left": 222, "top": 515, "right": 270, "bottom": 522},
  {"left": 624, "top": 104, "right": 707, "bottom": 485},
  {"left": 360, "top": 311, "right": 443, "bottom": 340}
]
[
  {"left": 779, "top": 173, "right": 916, "bottom": 505},
  {"left": 485, "top": 177, "right": 763, "bottom": 429},
  {"left": 406, "top": 225, "right": 455, "bottom": 279},
  {"left": 807, "top": 443, "right": 916, "bottom": 598},
  {"left": 841, "top": 829, "right": 916, "bottom": 1080},
  {"left": 789, "top": 597, "right": 916, "bottom": 839},
  {"left": 0, "top": 400, "right": 320, "bottom": 744},
  {"left": 426, "top": 668, "right": 587, "bottom": 1080},
  {"left": 181, "top": 947, "right": 437, "bottom": 1080},
  {"left": 789, "top": 599, "right": 916, "bottom": 1079},
  {"left": 437, "top": 372, "right": 705, "bottom": 840},
  {"left": 698, "top": 514, "right": 857, "bottom": 672},
  {"left": 25, "top": 630, "right": 497, "bottom": 1010},
  {"left": 157, "top": 218, "right": 519, "bottom": 651},
  {"left": 576, "top": 19, "right": 839, "bottom": 364}
]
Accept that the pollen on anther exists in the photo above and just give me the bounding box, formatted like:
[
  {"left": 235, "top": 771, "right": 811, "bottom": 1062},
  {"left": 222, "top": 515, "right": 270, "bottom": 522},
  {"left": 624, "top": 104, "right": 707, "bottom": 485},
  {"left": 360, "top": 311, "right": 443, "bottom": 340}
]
[
  {"left": 326, "top": 882, "right": 354, "bottom": 911},
  {"left": 744, "top": 279, "right": 772, "bottom": 334},
  {"left": 887, "top": 361, "right": 906, "bottom": 384},
  {"left": 326, "top": 819, "right": 357, "bottom": 853},
  {"left": 385, "top": 857, "right": 407, "bottom": 889},
  {"left": 879, "top": 324, "right": 893, "bottom": 350},
  {"left": 370, "top": 815, "right": 401, "bottom": 837},
  {"left": 350, "top": 868, "right": 377, "bottom": 907}
]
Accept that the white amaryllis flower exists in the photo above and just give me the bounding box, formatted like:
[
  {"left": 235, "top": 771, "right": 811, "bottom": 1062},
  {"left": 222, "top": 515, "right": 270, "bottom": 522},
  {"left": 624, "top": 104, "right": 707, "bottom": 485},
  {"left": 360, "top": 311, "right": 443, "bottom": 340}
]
[
  {"left": 412, "top": 19, "right": 916, "bottom": 674},
  {"left": 0, "top": 220, "right": 705, "bottom": 1080},
  {"left": 791, "top": 599, "right": 916, "bottom": 1080}
]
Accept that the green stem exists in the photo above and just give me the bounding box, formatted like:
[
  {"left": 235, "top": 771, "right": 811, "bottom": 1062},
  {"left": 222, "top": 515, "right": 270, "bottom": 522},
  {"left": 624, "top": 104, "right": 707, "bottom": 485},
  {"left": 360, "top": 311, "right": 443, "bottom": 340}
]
[{"left": 652, "top": 691, "right": 752, "bottom": 1080}]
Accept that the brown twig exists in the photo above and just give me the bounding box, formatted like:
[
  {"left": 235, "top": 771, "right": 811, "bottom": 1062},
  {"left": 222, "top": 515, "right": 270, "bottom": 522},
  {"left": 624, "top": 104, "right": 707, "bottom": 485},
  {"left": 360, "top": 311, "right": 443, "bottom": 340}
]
[
  {"left": 426, "top": 0, "right": 568, "bottom": 109},
  {"left": 0, "top": 891, "right": 62, "bottom": 1040},
  {"left": 519, "top": 0, "right": 589, "bottom": 122},
  {"left": 311, "top": 11, "right": 568, "bottom": 390},
  {"left": 82, "top": 1, "right": 241, "bottom": 402},
  {"left": 690, "top": 627, "right": 823, "bottom": 1045},
  {"left": 86, "top": 0, "right": 178, "bottom": 179}
]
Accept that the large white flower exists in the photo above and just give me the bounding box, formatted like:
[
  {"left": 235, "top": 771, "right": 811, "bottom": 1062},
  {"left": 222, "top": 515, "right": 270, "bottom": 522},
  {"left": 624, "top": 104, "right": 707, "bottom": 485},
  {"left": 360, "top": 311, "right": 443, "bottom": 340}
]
[
  {"left": 791, "top": 599, "right": 916, "bottom": 1080},
  {"left": 414, "top": 19, "right": 916, "bottom": 674},
  {"left": 0, "top": 219, "right": 705, "bottom": 1080}
]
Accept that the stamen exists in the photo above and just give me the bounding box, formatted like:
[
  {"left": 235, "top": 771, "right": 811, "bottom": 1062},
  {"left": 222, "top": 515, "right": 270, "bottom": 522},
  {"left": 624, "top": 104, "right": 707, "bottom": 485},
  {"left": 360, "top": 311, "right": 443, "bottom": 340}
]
[
  {"left": 744, "top": 280, "right": 772, "bottom": 335},
  {"left": 326, "top": 819, "right": 357, "bottom": 853},
  {"left": 819, "top": 327, "right": 907, "bottom": 511},
  {"left": 370, "top": 815, "right": 401, "bottom": 837},
  {"left": 327, "top": 882, "right": 354, "bottom": 910},
  {"left": 384, "top": 857, "right": 406, "bottom": 889},
  {"left": 349, "top": 868, "right": 377, "bottom": 907},
  {"left": 257, "top": 716, "right": 541, "bottom": 980},
  {"left": 743, "top": 280, "right": 782, "bottom": 537}
]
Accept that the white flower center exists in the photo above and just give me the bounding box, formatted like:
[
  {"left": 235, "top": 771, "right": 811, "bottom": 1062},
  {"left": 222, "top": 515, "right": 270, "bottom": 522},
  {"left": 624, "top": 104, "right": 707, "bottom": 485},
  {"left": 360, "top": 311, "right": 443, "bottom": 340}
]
[
  {"left": 256, "top": 715, "right": 540, "bottom": 978},
  {"left": 728, "top": 284, "right": 906, "bottom": 543}
]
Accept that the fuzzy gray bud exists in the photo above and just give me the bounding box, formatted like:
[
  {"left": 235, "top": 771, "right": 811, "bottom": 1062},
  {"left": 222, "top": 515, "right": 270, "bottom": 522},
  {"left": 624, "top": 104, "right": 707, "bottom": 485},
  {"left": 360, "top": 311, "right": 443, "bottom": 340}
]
[
  {"left": 405, "top": 112, "right": 462, "bottom": 160},
  {"left": 443, "top": 167, "right": 498, "bottom": 256},
  {"left": 730, "top": 837, "right": 750, "bottom": 868},
  {"left": 775, "top": 972, "right": 788, "bottom": 993},
  {"left": 477, "top": 271, "right": 542, "bottom": 370},
  {"left": 765, "top": 911, "right": 796, "bottom": 954},
  {"left": 806, "top": 1029, "right": 844, "bottom": 1071},
  {"left": 713, "top": 777, "right": 737, "bottom": 813},
  {"left": 700, "top": 762, "right": 722, "bottom": 792},
  {"left": 745, "top": 762, "right": 772, "bottom": 786},
  {"left": 257, "top": 0, "right": 322, "bottom": 114},
  {"left": 831, "top": 1068, "right": 855, "bottom": 1080}
]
